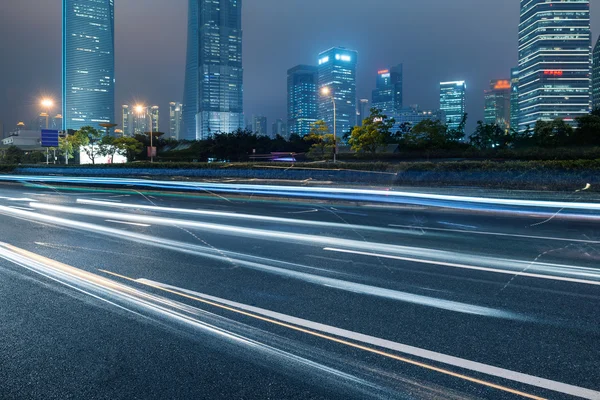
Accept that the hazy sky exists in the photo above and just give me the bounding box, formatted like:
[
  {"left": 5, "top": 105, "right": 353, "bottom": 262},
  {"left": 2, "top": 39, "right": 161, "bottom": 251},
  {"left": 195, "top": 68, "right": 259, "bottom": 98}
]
[{"left": 1, "top": 0, "right": 599, "bottom": 134}]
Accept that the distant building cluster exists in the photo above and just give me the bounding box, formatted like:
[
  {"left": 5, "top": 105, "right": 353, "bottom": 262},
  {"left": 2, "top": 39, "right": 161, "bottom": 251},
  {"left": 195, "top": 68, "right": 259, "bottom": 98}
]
[{"left": 11, "top": 0, "right": 597, "bottom": 145}]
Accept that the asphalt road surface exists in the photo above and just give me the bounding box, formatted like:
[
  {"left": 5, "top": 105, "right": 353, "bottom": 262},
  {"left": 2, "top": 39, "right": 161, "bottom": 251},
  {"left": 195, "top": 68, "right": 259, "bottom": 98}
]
[{"left": 0, "top": 177, "right": 599, "bottom": 400}]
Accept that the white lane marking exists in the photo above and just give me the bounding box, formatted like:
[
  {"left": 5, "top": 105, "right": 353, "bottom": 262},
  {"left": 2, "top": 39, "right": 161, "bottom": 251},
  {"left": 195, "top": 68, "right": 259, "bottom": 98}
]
[
  {"left": 287, "top": 209, "right": 319, "bottom": 214},
  {"left": 138, "top": 278, "right": 600, "bottom": 400},
  {"left": 389, "top": 224, "right": 600, "bottom": 245},
  {"left": 8, "top": 206, "right": 36, "bottom": 211},
  {"left": 108, "top": 194, "right": 131, "bottom": 198},
  {"left": 0, "top": 196, "right": 37, "bottom": 202},
  {"left": 105, "top": 220, "right": 151, "bottom": 227},
  {"left": 89, "top": 198, "right": 121, "bottom": 203},
  {"left": 323, "top": 248, "right": 600, "bottom": 287}
]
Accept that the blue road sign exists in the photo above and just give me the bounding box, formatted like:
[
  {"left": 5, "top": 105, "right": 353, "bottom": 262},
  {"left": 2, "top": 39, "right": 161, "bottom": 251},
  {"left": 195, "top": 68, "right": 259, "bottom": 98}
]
[{"left": 41, "top": 129, "right": 59, "bottom": 147}]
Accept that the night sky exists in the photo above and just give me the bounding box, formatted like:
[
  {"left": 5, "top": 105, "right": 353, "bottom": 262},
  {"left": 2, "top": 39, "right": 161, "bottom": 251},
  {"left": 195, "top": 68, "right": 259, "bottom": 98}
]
[{"left": 1, "top": 0, "right": 599, "bottom": 134}]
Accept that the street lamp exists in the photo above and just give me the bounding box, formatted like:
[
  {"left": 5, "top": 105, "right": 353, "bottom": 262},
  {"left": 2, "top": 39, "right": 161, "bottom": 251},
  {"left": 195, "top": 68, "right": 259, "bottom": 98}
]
[
  {"left": 320, "top": 87, "right": 337, "bottom": 163},
  {"left": 40, "top": 98, "right": 55, "bottom": 164},
  {"left": 135, "top": 105, "right": 154, "bottom": 163},
  {"left": 40, "top": 98, "right": 54, "bottom": 129}
]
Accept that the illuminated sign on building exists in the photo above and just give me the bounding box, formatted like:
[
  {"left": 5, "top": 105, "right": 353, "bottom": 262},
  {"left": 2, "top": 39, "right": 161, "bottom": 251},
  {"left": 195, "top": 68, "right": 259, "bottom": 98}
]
[
  {"left": 493, "top": 80, "right": 511, "bottom": 90},
  {"left": 544, "top": 70, "right": 564, "bottom": 76},
  {"left": 335, "top": 54, "right": 351, "bottom": 62},
  {"left": 318, "top": 56, "right": 330, "bottom": 65},
  {"left": 378, "top": 70, "right": 390, "bottom": 75}
]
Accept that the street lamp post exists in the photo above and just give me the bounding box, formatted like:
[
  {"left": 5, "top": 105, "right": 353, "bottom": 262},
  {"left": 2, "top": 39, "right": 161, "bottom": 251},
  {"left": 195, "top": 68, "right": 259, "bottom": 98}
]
[
  {"left": 40, "top": 98, "right": 54, "bottom": 164},
  {"left": 135, "top": 105, "right": 154, "bottom": 163},
  {"left": 321, "top": 87, "right": 337, "bottom": 163}
]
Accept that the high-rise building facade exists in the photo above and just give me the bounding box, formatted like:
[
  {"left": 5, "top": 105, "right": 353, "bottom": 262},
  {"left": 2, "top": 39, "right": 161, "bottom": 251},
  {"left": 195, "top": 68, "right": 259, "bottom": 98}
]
[
  {"left": 357, "top": 99, "right": 369, "bottom": 126},
  {"left": 252, "top": 116, "right": 268, "bottom": 136},
  {"left": 150, "top": 106, "right": 159, "bottom": 133},
  {"left": 484, "top": 79, "right": 512, "bottom": 131},
  {"left": 170, "top": 102, "right": 183, "bottom": 139},
  {"left": 440, "top": 81, "right": 466, "bottom": 130},
  {"left": 394, "top": 106, "right": 445, "bottom": 128},
  {"left": 372, "top": 65, "right": 403, "bottom": 117},
  {"left": 62, "top": 0, "right": 115, "bottom": 131},
  {"left": 272, "top": 119, "right": 287, "bottom": 139},
  {"left": 317, "top": 47, "right": 358, "bottom": 138},
  {"left": 518, "top": 0, "right": 591, "bottom": 131},
  {"left": 592, "top": 36, "right": 600, "bottom": 110},
  {"left": 510, "top": 67, "right": 520, "bottom": 131},
  {"left": 182, "top": 0, "right": 244, "bottom": 140},
  {"left": 122, "top": 105, "right": 133, "bottom": 136},
  {"left": 287, "top": 65, "right": 318, "bottom": 137}
]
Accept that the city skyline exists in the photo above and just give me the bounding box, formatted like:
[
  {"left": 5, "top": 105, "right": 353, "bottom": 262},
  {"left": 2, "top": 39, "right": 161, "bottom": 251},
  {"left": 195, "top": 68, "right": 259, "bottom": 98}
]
[{"left": 2, "top": 0, "right": 600, "bottom": 134}]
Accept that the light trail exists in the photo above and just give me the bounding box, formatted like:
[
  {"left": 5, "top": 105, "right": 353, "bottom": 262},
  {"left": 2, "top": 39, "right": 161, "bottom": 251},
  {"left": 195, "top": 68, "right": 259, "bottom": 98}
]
[
  {"left": 105, "top": 220, "right": 151, "bottom": 227},
  {"left": 323, "top": 248, "right": 600, "bottom": 287},
  {"left": 0, "top": 204, "right": 523, "bottom": 319},
  {"left": 389, "top": 224, "right": 600, "bottom": 244},
  {"left": 3, "top": 175, "right": 600, "bottom": 211},
  {"left": 75, "top": 198, "right": 407, "bottom": 235},
  {"left": 25, "top": 202, "right": 600, "bottom": 285},
  {"left": 0, "top": 242, "right": 383, "bottom": 398}
]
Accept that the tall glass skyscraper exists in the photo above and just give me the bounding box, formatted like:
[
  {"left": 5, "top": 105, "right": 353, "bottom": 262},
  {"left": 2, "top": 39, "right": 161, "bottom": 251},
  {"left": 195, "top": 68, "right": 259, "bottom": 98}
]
[
  {"left": 287, "top": 65, "right": 318, "bottom": 137},
  {"left": 372, "top": 64, "right": 403, "bottom": 117},
  {"left": 62, "top": 0, "right": 115, "bottom": 131},
  {"left": 317, "top": 47, "right": 358, "bottom": 138},
  {"left": 592, "top": 36, "right": 600, "bottom": 110},
  {"left": 170, "top": 102, "right": 183, "bottom": 139},
  {"left": 510, "top": 67, "right": 520, "bottom": 131},
  {"left": 518, "top": 0, "right": 591, "bottom": 131},
  {"left": 182, "top": 0, "right": 244, "bottom": 140},
  {"left": 439, "top": 81, "right": 466, "bottom": 130},
  {"left": 484, "top": 79, "right": 512, "bottom": 132}
]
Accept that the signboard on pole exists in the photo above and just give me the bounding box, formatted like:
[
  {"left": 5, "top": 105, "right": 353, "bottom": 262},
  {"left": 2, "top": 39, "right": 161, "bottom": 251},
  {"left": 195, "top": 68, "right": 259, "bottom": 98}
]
[
  {"left": 41, "top": 129, "right": 59, "bottom": 147},
  {"left": 147, "top": 146, "right": 157, "bottom": 158}
]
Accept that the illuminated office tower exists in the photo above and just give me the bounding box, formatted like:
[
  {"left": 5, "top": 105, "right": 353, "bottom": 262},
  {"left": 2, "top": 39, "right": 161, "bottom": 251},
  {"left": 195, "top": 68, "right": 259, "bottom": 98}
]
[
  {"left": 440, "top": 81, "right": 466, "bottom": 130},
  {"left": 317, "top": 47, "right": 358, "bottom": 138},
  {"left": 484, "top": 79, "right": 512, "bottom": 131},
  {"left": 122, "top": 105, "right": 133, "bottom": 136},
  {"left": 169, "top": 102, "right": 182, "bottom": 139},
  {"left": 510, "top": 67, "right": 520, "bottom": 131},
  {"left": 272, "top": 119, "right": 287, "bottom": 139},
  {"left": 62, "top": 0, "right": 115, "bottom": 131},
  {"left": 592, "top": 36, "right": 600, "bottom": 110},
  {"left": 518, "top": 0, "right": 591, "bottom": 131},
  {"left": 182, "top": 0, "right": 244, "bottom": 140},
  {"left": 252, "top": 116, "right": 268, "bottom": 136},
  {"left": 287, "top": 65, "right": 318, "bottom": 137},
  {"left": 372, "top": 64, "right": 403, "bottom": 117}
]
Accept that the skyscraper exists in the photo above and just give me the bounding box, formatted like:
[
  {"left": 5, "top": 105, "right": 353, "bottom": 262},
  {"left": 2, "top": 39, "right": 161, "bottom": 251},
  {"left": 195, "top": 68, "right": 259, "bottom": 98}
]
[
  {"left": 252, "top": 116, "right": 268, "bottom": 136},
  {"left": 122, "top": 105, "right": 133, "bottom": 136},
  {"left": 484, "top": 79, "right": 512, "bottom": 132},
  {"left": 272, "top": 119, "right": 287, "bottom": 139},
  {"left": 440, "top": 81, "right": 466, "bottom": 130},
  {"left": 371, "top": 65, "right": 403, "bottom": 117},
  {"left": 510, "top": 67, "right": 520, "bottom": 131},
  {"left": 518, "top": 0, "right": 591, "bottom": 131},
  {"left": 62, "top": 0, "right": 115, "bottom": 131},
  {"left": 592, "top": 36, "right": 600, "bottom": 110},
  {"left": 318, "top": 47, "right": 358, "bottom": 138},
  {"left": 287, "top": 65, "right": 318, "bottom": 137},
  {"left": 170, "top": 102, "right": 183, "bottom": 139},
  {"left": 357, "top": 99, "right": 369, "bottom": 126},
  {"left": 150, "top": 106, "right": 159, "bottom": 133},
  {"left": 182, "top": 0, "right": 244, "bottom": 140}
]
